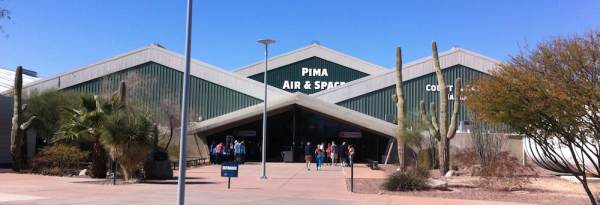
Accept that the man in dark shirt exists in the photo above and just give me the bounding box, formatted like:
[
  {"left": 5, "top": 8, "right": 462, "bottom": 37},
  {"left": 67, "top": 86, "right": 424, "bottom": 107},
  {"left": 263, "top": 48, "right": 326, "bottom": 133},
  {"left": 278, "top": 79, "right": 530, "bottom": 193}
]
[
  {"left": 339, "top": 142, "right": 348, "bottom": 167},
  {"left": 305, "top": 142, "right": 313, "bottom": 171},
  {"left": 331, "top": 141, "right": 339, "bottom": 166}
]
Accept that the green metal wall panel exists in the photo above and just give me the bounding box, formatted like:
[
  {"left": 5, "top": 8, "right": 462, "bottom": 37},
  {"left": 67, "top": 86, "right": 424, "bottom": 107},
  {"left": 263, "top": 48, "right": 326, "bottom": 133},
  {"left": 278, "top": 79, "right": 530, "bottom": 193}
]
[
  {"left": 337, "top": 65, "right": 485, "bottom": 125},
  {"left": 248, "top": 57, "right": 369, "bottom": 95},
  {"left": 64, "top": 62, "right": 262, "bottom": 120}
]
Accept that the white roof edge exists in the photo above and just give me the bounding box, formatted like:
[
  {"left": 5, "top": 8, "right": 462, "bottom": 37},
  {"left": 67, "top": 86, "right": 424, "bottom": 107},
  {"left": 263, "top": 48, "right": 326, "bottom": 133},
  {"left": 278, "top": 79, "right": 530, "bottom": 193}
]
[
  {"left": 311, "top": 47, "right": 503, "bottom": 103},
  {"left": 188, "top": 92, "right": 396, "bottom": 138},
  {"left": 232, "top": 44, "right": 389, "bottom": 77},
  {"left": 6, "top": 44, "right": 290, "bottom": 99}
]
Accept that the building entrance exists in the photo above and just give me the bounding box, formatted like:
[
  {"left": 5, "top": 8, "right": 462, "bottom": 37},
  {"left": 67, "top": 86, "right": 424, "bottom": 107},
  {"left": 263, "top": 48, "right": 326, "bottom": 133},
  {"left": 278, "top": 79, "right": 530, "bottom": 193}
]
[{"left": 206, "top": 106, "right": 390, "bottom": 163}]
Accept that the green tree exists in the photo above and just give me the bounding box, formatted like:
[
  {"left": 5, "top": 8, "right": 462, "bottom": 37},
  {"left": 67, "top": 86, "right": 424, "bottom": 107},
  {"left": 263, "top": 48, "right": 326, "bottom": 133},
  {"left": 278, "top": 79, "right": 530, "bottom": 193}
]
[
  {"left": 466, "top": 28, "right": 600, "bottom": 204},
  {"left": 54, "top": 95, "right": 111, "bottom": 178},
  {"left": 25, "top": 89, "right": 82, "bottom": 143}
]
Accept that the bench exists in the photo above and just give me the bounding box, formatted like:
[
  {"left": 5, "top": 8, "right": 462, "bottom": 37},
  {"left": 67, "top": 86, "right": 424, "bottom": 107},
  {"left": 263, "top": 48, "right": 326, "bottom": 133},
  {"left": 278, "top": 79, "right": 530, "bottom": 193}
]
[
  {"left": 171, "top": 158, "right": 206, "bottom": 170},
  {"left": 366, "top": 159, "right": 379, "bottom": 170}
]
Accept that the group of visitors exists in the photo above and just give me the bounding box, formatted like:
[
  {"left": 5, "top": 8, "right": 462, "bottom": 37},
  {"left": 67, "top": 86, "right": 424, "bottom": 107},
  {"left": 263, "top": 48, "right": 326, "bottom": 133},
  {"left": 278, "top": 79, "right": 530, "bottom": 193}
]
[
  {"left": 305, "top": 141, "right": 355, "bottom": 171},
  {"left": 210, "top": 141, "right": 246, "bottom": 165}
]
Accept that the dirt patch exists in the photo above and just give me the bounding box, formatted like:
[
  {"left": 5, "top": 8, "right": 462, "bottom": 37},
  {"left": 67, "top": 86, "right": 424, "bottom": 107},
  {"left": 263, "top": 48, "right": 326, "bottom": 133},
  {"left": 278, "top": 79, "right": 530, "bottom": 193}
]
[{"left": 346, "top": 164, "right": 600, "bottom": 205}]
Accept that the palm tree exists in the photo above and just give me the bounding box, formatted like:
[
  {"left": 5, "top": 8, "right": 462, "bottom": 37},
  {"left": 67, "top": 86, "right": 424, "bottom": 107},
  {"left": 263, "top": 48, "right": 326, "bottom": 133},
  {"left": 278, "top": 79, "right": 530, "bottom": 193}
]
[
  {"left": 54, "top": 95, "right": 111, "bottom": 178},
  {"left": 101, "top": 106, "right": 154, "bottom": 181}
]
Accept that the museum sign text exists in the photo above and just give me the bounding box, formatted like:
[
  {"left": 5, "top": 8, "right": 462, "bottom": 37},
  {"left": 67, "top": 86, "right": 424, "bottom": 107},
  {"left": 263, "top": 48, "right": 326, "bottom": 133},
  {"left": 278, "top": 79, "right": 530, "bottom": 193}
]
[{"left": 281, "top": 68, "right": 346, "bottom": 90}]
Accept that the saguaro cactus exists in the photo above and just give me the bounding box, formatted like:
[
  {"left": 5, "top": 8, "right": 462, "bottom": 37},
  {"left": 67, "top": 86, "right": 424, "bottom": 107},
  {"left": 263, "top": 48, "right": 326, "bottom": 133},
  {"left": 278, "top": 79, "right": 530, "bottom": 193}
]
[
  {"left": 11, "top": 66, "right": 36, "bottom": 171},
  {"left": 420, "top": 41, "right": 461, "bottom": 175},
  {"left": 391, "top": 46, "right": 406, "bottom": 171},
  {"left": 109, "top": 81, "right": 126, "bottom": 110}
]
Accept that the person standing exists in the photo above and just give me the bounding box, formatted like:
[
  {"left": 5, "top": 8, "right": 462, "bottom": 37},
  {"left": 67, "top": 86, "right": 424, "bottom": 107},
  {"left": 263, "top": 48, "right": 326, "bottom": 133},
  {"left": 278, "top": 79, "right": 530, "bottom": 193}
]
[
  {"left": 228, "top": 143, "right": 235, "bottom": 162},
  {"left": 348, "top": 145, "right": 355, "bottom": 165},
  {"left": 210, "top": 141, "right": 216, "bottom": 164},
  {"left": 320, "top": 142, "right": 326, "bottom": 166},
  {"left": 315, "top": 144, "right": 323, "bottom": 171},
  {"left": 305, "top": 142, "right": 313, "bottom": 171},
  {"left": 331, "top": 141, "right": 339, "bottom": 166},
  {"left": 326, "top": 143, "right": 332, "bottom": 165},
  {"left": 234, "top": 141, "right": 242, "bottom": 163},
  {"left": 215, "top": 142, "right": 223, "bottom": 165},
  {"left": 339, "top": 142, "right": 348, "bottom": 167},
  {"left": 240, "top": 141, "right": 246, "bottom": 164}
]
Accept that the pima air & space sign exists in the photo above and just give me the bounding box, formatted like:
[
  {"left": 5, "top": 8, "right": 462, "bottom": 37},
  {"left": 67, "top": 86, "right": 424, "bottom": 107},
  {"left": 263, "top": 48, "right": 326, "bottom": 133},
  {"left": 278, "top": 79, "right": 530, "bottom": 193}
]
[
  {"left": 281, "top": 68, "right": 346, "bottom": 90},
  {"left": 425, "top": 84, "right": 466, "bottom": 101}
]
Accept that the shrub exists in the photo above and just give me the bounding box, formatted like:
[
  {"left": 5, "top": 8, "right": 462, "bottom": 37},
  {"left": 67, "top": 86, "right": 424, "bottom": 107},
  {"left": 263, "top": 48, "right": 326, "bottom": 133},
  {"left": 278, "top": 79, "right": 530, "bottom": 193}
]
[
  {"left": 30, "top": 144, "right": 89, "bottom": 175},
  {"left": 453, "top": 148, "right": 478, "bottom": 170},
  {"left": 477, "top": 151, "right": 539, "bottom": 191},
  {"left": 383, "top": 166, "right": 430, "bottom": 191},
  {"left": 417, "top": 149, "right": 432, "bottom": 168},
  {"left": 101, "top": 109, "right": 154, "bottom": 181}
]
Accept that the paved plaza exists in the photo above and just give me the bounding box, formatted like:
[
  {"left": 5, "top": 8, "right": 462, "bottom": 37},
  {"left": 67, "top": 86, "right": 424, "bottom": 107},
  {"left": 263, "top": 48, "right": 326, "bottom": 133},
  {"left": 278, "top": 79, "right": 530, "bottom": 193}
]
[{"left": 0, "top": 163, "right": 533, "bottom": 205}]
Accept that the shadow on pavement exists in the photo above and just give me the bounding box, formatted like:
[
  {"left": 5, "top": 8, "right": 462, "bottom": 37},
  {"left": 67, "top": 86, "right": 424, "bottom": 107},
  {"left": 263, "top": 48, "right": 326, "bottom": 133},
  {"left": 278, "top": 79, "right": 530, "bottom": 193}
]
[{"left": 143, "top": 181, "right": 217, "bottom": 185}]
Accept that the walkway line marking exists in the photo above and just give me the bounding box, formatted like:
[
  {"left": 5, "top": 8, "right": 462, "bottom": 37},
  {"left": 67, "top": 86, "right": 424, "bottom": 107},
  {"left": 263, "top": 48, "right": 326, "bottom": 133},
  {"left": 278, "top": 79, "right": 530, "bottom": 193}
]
[{"left": 277, "top": 166, "right": 306, "bottom": 189}]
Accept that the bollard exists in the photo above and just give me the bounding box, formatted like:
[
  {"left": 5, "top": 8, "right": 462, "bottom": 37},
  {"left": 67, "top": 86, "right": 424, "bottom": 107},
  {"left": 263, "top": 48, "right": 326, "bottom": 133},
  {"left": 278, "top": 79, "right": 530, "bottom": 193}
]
[
  {"left": 113, "top": 158, "right": 118, "bottom": 186},
  {"left": 350, "top": 161, "right": 354, "bottom": 193}
]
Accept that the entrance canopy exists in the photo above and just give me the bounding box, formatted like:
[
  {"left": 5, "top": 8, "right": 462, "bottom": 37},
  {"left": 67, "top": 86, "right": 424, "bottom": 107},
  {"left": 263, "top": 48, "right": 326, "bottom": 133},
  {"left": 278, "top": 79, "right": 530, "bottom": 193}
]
[{"left": 187, "top": 92, "right": 396, "bottom": 139}]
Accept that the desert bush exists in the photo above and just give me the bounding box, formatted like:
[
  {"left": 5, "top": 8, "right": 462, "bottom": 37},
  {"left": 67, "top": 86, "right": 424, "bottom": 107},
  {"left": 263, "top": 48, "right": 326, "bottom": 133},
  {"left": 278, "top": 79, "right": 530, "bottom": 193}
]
[
  {"left": 101, "top": 110, "right": 154, "bottom": 181},
  {"left": 383, "top": 166, "right": 430, "bottom": 191},
  {"left": 30, "top": 144, "right": 89, "bottom": 175},
  {"left": 453, "top": 148, "right": 478, "bottom": 170},
  {"left": 477, "top": 151, "right": 539, "bottom": 191},
  {"left": 40, "top": 167, "right": 64, "bottom": 175},
  {"left": 417, "top": 149, "right": 432, "bottom": 168}
]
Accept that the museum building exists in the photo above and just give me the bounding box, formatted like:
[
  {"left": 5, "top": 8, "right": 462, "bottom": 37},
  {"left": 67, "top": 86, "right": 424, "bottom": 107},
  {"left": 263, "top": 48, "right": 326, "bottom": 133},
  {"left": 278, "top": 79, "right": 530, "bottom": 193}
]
[{"left": 3, "top": 43, "right": 507, "bottom": 164}]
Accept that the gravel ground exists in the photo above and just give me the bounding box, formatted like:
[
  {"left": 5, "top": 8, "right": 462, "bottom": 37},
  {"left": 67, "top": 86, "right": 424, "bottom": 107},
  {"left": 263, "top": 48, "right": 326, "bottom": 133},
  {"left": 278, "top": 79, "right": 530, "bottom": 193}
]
[{"left": 346, "top": 164, "right": 600, "bottom": 205}]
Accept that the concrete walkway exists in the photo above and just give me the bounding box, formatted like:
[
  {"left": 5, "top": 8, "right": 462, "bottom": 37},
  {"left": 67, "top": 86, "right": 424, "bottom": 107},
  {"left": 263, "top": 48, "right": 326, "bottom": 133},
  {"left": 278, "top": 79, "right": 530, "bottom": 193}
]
[{"left": 0, "top": 163, "right": 534, "bottom": 205}]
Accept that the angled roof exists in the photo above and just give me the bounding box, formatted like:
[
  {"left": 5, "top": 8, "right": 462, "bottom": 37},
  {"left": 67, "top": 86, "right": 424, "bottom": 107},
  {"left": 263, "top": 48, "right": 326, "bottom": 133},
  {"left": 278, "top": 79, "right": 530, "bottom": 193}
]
[
  {"left": 310, "top": 47, "right": 502, "bottom": 103},
  {"left": 232, "top": 44, "right": 389, "bottom": 77},
  {"left": 5, "top": 45, "right": 290, "bottom": 100},
  {"left": 0, "top": 67, "right": 42, "bottom": 93},
  {"left": 188, "top": 92, "right": 396, "bottom": 138}
]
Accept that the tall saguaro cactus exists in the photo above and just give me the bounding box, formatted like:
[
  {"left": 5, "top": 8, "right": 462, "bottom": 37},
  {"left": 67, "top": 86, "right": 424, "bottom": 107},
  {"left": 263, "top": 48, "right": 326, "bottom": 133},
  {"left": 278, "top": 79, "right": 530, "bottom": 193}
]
[
  {"left": 11, "top": 66, "right": 36, "bottom": 171},
  {"left": 420, "top": 41, "right": 461, "bottom": 175},
  {"left": 391, "top": 46, "right": 406, "bottom": 170}
]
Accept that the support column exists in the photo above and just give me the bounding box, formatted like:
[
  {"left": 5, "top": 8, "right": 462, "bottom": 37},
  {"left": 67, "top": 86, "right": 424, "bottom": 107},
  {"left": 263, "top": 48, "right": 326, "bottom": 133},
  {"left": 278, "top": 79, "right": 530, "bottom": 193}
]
[{"left": 292, "top": 105, "right": 297, "bottom": 162}]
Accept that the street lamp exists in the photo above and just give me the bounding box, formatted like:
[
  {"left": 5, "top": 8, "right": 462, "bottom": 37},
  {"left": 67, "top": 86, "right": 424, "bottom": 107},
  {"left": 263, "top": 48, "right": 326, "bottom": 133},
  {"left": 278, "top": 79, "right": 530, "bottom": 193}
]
[
  {"left": 258, "top": 39, "right": 275, "bottom": 179},
  {"left": 177, "top": 0, "right": 193, "bottom": 204}
]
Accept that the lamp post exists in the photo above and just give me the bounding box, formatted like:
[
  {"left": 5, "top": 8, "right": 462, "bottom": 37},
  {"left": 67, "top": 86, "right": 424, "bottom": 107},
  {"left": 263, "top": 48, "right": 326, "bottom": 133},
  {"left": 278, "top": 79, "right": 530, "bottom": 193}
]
[
  {"left": 176, "top": 0, "right": 193, "bottom": 204},
  {"left": 258, "top": 39, "right": 275, "bottom": 179}
]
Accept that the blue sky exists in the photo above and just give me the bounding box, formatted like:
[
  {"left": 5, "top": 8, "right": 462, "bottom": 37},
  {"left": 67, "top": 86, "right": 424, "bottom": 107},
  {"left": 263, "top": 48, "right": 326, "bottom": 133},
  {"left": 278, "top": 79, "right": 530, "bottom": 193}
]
[{"left": 1, "top": 1, "right": 599, "bottom": 78}]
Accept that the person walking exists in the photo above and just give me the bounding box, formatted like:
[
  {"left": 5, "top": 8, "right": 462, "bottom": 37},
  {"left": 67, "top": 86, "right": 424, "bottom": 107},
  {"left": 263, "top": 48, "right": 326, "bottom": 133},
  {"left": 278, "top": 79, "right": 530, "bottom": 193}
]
[
  {"left": 315, "top": 144, "right": 323, "bottom": 170},
  {"left": 326, "top": 143, "right": 332, "bottom": 165},
  {"left": 215, "top": 142, "right": 223, "bottom": 165},
  {"left": 331, "top": 141, "right": 339, "bottom": 166},
  {"left": 305, "top": 142, "right": 313, "bottom": 171},
  {"left": 339, "top": 142, "right": 348, "bottom": 167},
  {"left": 348, "top": 145, "right": 355, "bottom": 165}
]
